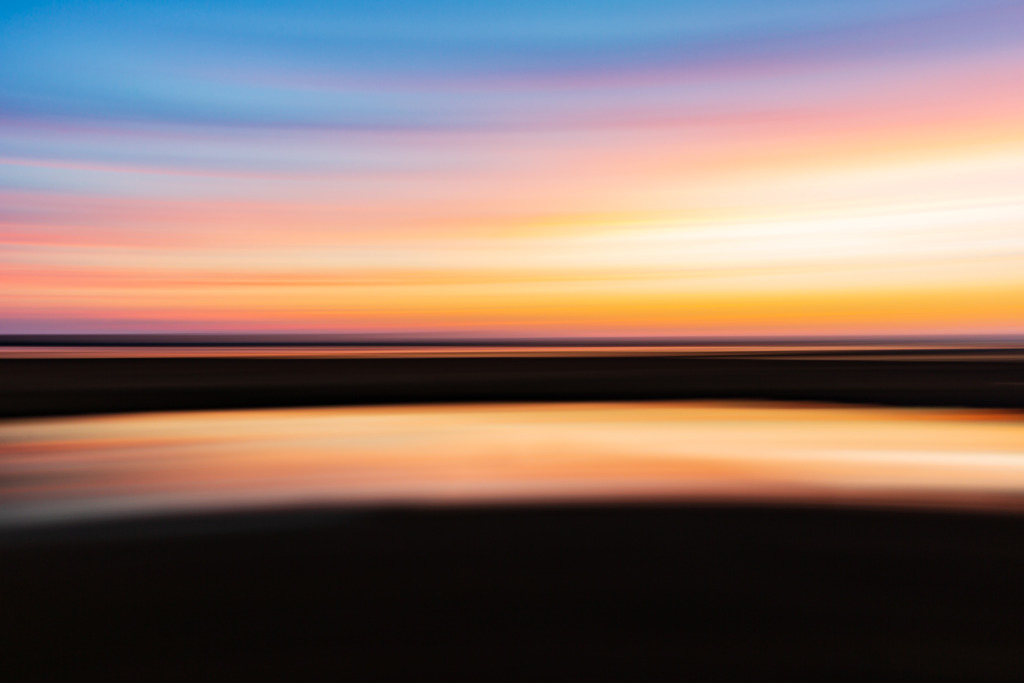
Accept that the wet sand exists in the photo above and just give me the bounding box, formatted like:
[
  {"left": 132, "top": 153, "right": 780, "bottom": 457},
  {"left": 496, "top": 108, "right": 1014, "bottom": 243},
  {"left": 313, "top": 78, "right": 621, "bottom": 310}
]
[
  {"left": 2, "top": 348, "right": 1023, "bottom": 419},
  {"left": 5, "top": 349, "right": 1024, "bottom": 680},
  {"left": 6, "top": 503, "right": 1024, "bottom": 681}
]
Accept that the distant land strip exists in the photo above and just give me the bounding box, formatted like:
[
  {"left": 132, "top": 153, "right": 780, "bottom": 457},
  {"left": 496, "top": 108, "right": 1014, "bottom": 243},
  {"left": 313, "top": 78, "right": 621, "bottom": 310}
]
[{"left": 2, "top": 352, "right": 1023, "bottom": 419}]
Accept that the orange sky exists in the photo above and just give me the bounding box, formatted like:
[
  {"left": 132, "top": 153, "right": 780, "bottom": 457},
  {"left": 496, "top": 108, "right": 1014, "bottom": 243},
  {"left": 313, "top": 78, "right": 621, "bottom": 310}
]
[{"left": 2, "top": 0, "right": 1022, "bottom": 336}]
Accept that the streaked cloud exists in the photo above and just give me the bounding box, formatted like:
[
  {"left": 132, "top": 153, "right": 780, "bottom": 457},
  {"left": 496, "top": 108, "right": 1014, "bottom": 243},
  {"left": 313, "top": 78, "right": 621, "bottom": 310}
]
[{"left": 2, "top": 0, "right": 1021, "bottom": 336}]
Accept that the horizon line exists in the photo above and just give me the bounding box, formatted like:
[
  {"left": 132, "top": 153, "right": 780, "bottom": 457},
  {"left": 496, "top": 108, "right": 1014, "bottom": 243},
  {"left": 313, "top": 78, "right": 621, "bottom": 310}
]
[{"left": 1, "top": 333, "right": 1022, "bottom": 348}]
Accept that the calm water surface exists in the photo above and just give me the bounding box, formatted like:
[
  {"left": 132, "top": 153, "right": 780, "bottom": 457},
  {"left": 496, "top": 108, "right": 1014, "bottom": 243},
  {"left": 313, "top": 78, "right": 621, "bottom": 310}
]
[{"left": 3, "top": 401, "right": 1024, "bottom": 528}]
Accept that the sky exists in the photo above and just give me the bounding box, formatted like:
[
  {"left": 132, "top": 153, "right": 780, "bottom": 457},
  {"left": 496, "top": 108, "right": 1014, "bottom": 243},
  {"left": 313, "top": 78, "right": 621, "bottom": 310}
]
[{"left": 2, "top": 0, "right": 1022, "bottom": 337}]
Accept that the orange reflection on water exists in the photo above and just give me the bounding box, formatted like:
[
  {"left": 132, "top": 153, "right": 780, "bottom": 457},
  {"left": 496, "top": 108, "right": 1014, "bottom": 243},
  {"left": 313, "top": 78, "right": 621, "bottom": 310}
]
[{"left": 3, "top": 402, "right": 1024, "bottom": 526}]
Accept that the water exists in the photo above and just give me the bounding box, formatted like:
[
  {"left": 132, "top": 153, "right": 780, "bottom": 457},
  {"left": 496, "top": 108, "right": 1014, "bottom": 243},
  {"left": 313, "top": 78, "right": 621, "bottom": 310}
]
[{"left": 4, "top": 401, "right": 1024, "bottom": 528}]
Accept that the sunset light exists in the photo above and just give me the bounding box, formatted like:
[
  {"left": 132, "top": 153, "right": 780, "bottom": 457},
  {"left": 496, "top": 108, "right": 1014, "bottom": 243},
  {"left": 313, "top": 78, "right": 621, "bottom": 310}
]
[{"left": 3, "top": 0, "right": 1021, "bottom": 336}]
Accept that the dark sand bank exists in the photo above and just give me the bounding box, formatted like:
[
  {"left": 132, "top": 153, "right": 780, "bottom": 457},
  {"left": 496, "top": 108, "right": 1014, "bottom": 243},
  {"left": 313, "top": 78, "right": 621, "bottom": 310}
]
[
  {"left": 3, "top": 349, "right": 1024, "bottom": 418},
  {"left": 6, "top": 503, "right": 1024, "bottom": 681}
]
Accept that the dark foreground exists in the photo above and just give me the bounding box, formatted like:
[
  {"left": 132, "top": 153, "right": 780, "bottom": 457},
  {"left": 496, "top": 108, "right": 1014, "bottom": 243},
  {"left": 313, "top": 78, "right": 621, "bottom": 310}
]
[
  {"left": 6, "top": 503, "right": 1024, "bottom": 681},
  {"left": 3, "top": 348, "right": 1023, "bottom": 418}
]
